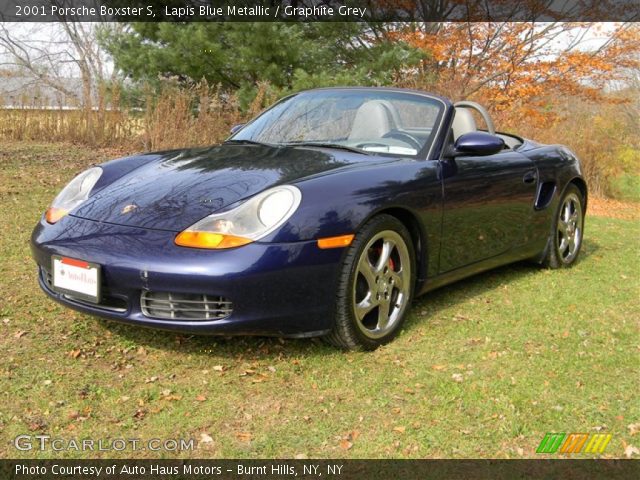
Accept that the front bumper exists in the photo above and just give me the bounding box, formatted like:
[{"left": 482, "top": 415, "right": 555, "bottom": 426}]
[{"left": 31, "top": 215, "right": 344, "bottom": 337}]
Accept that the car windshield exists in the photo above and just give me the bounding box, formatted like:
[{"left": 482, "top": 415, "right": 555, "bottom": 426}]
[{"left": 229, "top": 89, "right": 444, "bottom": 157}]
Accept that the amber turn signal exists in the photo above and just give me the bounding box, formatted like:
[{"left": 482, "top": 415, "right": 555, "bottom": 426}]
[
  {"left": 175, "top": 231, "right": 253, "bottom": 249},
  {"left": 45, "top": 207, "right": 68, "bottom": 224},
  {"left": 317, "top": 234, "right": 355, "bottom": 249}
]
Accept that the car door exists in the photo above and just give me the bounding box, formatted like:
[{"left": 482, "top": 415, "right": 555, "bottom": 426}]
[{"left": 438, "top": 149, "right": 537, "bottom": 273}]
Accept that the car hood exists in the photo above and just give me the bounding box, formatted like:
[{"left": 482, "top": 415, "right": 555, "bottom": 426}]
[{"left": 73, "top": 143, "right": 391, "bottom": 232}]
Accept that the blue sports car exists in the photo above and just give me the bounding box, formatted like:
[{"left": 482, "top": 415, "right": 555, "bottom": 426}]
[{"left": 31, "top": 87, "right": 586, "bottom": 350}]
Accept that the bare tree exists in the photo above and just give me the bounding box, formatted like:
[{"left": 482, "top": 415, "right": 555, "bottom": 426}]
[
  {"left": 0, "top": 21, "right": 125, "bottom": 142},
  {"left": 0, "top": 22, "right": 118, "bottom": 111}
]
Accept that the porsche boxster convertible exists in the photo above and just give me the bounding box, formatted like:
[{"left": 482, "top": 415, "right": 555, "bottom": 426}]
[{"left": 31, "top": 87, "right": 586, "bottom": 350}]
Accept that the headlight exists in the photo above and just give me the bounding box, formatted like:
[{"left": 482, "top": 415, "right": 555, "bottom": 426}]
[
  {"left": 45, "top": 167, "right": 102, "bottom": 224},
  {"left": 175, "top": 185, "right": 302, "bottom": 249}
]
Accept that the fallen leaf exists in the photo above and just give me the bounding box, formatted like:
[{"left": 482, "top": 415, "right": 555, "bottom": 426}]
[
  {"left": 431, "top": 365, "right": 446, "bottom": 371},
  {"left": 628, "top": 423, "right": 640, "bottom": 436},
  {"left": 267, "top": 366, "right": 276, "bottom": 373},
  {"left": 14, "top": 330, "right": 27, "bottom": 338},
  {"left": 339, "top": 439, "right": 353, "bottom": 450},
  {"left": 294, "top": 453, "right": 308, "bottom": 459},
  {"left": 213, "top": 365, "right": 224, "bottom": 372},
  {"left": 28, "top": 422, "right": 43, "bottom": 431},
  {"left": 68, "top": 350, "right": 81, "bottom": 359},
  {"left": 195, "top": 394, "right": 207, "bottom": 402},
  {"left": 624, "top": 443, "right": 639, "bottom": 458},
  {"left": 200, "top": 433, "right": 213, "bottom": 444},
  {"left": 393, "top": 426, "right": 406, "bottom": 434},
  {"left": 235, "top": 432, "right": 252, "bottom": 443},
  {"left": 451, "top": 373, "right": 464, "bottom": 383}
]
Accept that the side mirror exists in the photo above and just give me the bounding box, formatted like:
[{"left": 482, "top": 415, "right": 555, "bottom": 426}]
[
  {"left": 452, "top": 132, "right": 505, "bottom": 156},
  {"left": 230, "top": 123, "right": 245, "bottom": 135}
]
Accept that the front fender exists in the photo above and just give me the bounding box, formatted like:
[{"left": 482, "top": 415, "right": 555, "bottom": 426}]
[{"left": 263, "top": 158, "right": 443, "bottom": 278}]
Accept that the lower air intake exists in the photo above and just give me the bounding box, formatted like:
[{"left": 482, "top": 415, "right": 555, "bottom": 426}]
[{"left": 140, "top": 291, "right": 233, "bottom": 321}]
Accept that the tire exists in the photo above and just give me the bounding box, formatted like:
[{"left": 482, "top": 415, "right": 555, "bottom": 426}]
[
  {"left": 324, "top": 214, "right": 416, "bottom": 350},
  {"left": 541, "top": 184, "right": 585, "bottom": 269}
]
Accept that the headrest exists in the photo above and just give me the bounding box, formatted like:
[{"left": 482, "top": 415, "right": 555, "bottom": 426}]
[
  {"left": 348, "top": 101, "right": 392, "bottom": 140},
  {"left": 452, "top": 108, "right": 477, "bottom": 141}
]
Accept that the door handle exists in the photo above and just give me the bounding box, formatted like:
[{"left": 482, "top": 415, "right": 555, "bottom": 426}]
[{"left": 523, "top": 170, "right": 538, "bottom": 184}]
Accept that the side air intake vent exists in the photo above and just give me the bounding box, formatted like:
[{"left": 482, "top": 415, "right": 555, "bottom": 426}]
[{"left": 535, "top": 182, "right": 556, "bottom": 209}]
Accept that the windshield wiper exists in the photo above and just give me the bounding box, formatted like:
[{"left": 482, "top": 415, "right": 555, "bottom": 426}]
[
  {"left": 282, "top": 142, "right": 367, "bottom": 155},
  {"left": 224, "top": 139, "right": 277, "bottom": 147}
]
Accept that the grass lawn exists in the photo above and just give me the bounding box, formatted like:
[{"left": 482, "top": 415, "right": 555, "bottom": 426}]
[{"left": 1, "top": 142, "right": 638, "bottom": 459}]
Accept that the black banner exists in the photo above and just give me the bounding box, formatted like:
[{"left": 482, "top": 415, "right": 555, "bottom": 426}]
[
  {"left": 0, "top": 0, "right": 638, "bottom": 22},
  {"left": 1, "top": 459, "right": 640, "bottom": 480}
]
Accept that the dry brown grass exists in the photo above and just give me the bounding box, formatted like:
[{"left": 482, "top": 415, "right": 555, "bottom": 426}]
[
  {"left": 140, "top": 82, "right": 244, "bottom": 151},
  {"left": 0, "top": 82, "right": 277, "bottom": 152},
  {"left": 0, "top": 108, "right": 138, "bottom": 146}
]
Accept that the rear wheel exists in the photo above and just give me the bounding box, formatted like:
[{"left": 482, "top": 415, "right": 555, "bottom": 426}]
[
  {"left": 325, "top": 215, "right": 415, "bottom": 350},
  {"left": 542, "top": 184, "right": 585, "bottom": 268}
]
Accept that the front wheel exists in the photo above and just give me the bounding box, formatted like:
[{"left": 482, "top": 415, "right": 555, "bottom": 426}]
[
  {"left": 542, "top": 184, "right": 585, "bottom": 268},
  {"left": 325, "top": 215, "right": 415, "bottom": 350}
]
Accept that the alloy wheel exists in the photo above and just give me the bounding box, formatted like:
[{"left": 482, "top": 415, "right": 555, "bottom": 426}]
[
  {"left": 556, "top": 192, "right": 583, "bottom": 263},
  {"left": 352, "top": 230, "right": 411, "bottom": 339}
]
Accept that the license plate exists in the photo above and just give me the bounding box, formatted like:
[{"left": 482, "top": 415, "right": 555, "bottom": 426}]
[{"left": 51, "top": 256, "right": 101, "bottom": 303}]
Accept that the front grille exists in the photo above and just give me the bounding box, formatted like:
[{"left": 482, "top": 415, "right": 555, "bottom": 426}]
[
  {"left": 40, "top": 266, "right": 128, "bottom": 313},
  {"left": 140, "top": 291, "right": 233, "bottom": 321}
]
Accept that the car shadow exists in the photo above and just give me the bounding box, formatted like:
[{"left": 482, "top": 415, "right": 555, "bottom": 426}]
[{"left": 102, "top": 237, "right": 601, "bottom": 359}]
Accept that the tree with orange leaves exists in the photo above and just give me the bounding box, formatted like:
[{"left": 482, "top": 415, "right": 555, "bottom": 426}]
[{"left": 394, "top": 22, "right": 639, "bottom": 126}]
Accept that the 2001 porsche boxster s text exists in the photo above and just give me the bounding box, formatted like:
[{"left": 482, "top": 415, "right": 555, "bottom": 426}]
[{"left": 32, "top": 88, "right": 586, "bottom": 349}]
